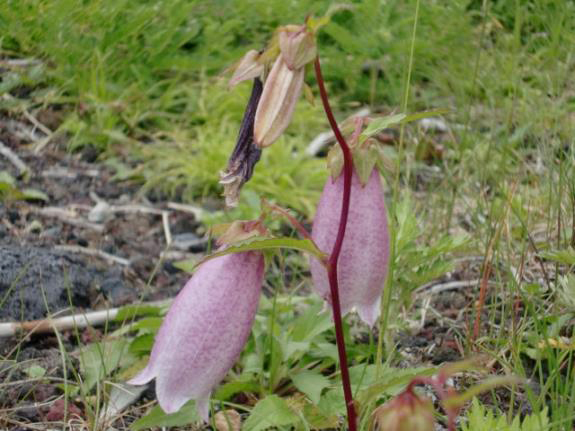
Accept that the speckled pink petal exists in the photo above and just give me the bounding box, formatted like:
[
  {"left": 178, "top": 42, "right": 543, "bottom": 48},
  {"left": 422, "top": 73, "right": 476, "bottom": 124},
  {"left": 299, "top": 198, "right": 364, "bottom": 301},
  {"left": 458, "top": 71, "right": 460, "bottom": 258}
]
[
  {"left": 310, "top": 169, "right": 390, "bottom": 326},
  {"left": 128, "top": 251, "right": 264, "bottom": 421}
]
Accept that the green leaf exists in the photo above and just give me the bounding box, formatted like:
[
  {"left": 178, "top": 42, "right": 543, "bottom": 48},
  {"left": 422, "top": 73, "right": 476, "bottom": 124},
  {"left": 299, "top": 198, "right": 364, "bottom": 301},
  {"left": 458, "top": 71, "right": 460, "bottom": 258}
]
[
  {"left": 20, "top": 188, "right": 49, "bottom": 202},
  {"left": 443, "top": 376, "right": 524, "bottom": 409},
  {"left": 0, "top": 171, "right": 16, "bottom": 186},
  {"left": 303, "top": 402, "right": 340, "bottom": 430},
  {"left": 114, "top": 304, "right": 164, "bottom": 322},
  {"left": 131, "top": 400, "right": 199, "bottom": 430},
  {"left": 78, "top": 339, "right": 136, "bottom": 392},
  {"left": 213, "top": 379, "right": 260, "bottom": 401},
  {"left": 172, "top": 257, "right": 199, "bottom": 273},
  {"left": 540, "top": 248, "right": 575, "bottom": 265},
  {"left": 243, "top": 395, "right": 301, "bottom": 431},
  {"left": 128, "top": 334, "right": 155, "bottom": 355},
  {"left": 291, "top": 300, "right": 333, "bottom": 342},
  {"left": 356, "top": 366, "right": 436, "bottom": 405},
  {"left": 401, "top": 108, "right": 450, "bottom": 125},
  {"left": 317, "top": 389, "right": 346, "bottom": 416},
  {"left": 200, "top": 237, "right": 327, "bottom": 267},
  {"left": 361, "top": 113, "right": 406, "bottom": 138},
  {"left": 292, "top": 370, "right": 330, "bottom": 404},
  {"left": 25, "top": 365, "right": 47, "bottom": 379},
  {"left": 361, "top": 109, "right": 449, "bottom": 140},
  {"left": 131, "top": 316, "right": 163, "bottom": 332}
]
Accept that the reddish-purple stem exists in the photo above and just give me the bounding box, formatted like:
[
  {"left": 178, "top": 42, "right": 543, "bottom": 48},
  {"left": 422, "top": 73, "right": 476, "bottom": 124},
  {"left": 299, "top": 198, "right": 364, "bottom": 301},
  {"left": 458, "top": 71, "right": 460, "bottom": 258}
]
[{"left": 314, "top": 57, "right": 357, "bottom": 431}]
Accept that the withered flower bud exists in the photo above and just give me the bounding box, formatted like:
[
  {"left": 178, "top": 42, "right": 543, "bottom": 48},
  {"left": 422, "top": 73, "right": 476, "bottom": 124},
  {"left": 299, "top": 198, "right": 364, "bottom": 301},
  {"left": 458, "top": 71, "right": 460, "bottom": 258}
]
[
  {"left": 228, "top": 50, "right": 264, "bottom": 88},
  {"left": 279, "top": 25, "right": 317, "bottom": 70},
  {"left": 253, "top": 55, "right": 304, "bottom": 148},
  {"left": 220, "top": 78, "right": 264, "bottom": 207}
]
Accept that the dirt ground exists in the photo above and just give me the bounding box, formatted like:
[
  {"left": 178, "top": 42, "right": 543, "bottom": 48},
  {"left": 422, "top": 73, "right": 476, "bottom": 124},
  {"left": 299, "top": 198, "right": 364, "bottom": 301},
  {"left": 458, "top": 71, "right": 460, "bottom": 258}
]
[{"left": 0, "top": 112, "right": 532, "bottom": 429}]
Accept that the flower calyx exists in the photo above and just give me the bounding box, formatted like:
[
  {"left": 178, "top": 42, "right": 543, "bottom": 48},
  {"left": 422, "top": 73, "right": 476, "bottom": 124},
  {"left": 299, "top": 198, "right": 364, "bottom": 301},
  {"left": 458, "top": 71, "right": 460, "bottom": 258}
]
[
  {"left": 278, "top": 24, "right": 317, "bottom": 70},
  {"left": 371, "top": 389, "right": 435, "bottom": 431},
  {"left": 326, "top": 116, "right": 395, "bottom": 185},
  {"left": 213, "top": 219, "right": 269, "bottom": 247}
]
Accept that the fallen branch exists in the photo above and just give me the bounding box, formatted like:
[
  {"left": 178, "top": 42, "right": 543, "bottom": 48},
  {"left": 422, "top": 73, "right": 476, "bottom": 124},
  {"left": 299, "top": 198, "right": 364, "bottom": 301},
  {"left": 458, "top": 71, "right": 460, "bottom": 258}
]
[
  {"left": 415, "top": 279, "right": 481, "bottom": 296},
  {"left": 55, "top": 245, "right": 130, "bottom": 266},
  {"left": 0, "top": 139, "right": 30, "bottom": 177},
  {"left": 0, "top": 300, "right": 171, "bottom": 338},
  {"left": 162, "top": 211, "right": 172, "bottom": 246},
  {"left": 29, "top": 206, "right": 105, "bottom": 232},
  {"left": 167, "top": 201, "right": 205, "bottom": 221}
]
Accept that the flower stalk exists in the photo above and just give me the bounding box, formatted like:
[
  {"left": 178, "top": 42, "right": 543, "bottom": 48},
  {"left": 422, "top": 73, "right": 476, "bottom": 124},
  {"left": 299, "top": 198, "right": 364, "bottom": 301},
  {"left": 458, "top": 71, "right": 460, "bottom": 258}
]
[{"left": 314, "top": 56, "right": 357, "bottom": 431}]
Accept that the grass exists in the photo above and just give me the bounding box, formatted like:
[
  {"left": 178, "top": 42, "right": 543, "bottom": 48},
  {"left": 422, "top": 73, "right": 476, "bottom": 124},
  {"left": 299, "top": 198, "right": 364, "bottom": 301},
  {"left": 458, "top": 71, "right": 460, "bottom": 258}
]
[{"left": 1, "top": 0, "right": 575, "bottom": 429}]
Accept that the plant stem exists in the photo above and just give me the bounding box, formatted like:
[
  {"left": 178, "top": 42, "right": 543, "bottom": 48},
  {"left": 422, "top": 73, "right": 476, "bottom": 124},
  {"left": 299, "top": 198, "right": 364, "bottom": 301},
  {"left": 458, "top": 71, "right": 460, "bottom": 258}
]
[{"left": 314, "top": 56, "right": 357, "bottom": 431}]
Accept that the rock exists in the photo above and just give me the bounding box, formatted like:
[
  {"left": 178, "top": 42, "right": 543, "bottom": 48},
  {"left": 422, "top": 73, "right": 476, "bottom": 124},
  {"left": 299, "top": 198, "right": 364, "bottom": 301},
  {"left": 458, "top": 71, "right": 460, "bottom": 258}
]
[
  {"left": 171, "top": 232, "right": 209, "bottom": 252},
  {"left": 0, "top": 245, "right": 136, "bottom": 321}
]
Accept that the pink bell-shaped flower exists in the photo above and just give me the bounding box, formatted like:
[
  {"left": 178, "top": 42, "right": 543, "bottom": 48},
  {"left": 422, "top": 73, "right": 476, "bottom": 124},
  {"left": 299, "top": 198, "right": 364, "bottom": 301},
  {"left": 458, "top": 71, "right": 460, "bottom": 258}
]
[
  {"left": 129, "top": 251, "right": 265, "bottom": 421},
  {"left": 310, "top": 169, "right": 390, "bottom": 326}
]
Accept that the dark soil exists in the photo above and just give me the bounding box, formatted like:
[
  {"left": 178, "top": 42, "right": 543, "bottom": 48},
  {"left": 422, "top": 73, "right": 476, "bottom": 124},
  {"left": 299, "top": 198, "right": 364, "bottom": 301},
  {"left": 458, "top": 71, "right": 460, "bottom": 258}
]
[{"left": 0, "top": 112, "right": 211, "bottom": 427}]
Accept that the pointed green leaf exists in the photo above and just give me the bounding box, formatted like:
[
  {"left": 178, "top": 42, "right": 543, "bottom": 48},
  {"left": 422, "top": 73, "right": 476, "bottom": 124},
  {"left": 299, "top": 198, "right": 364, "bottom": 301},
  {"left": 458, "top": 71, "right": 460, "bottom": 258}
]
[
  {"left": 361, "top": 113, "right": 406, "bottom": 139},
  {"left": 292, "top": 370, "right": 331, "bottom": 404},
  {"left": 243, "top": 395, "right": 301, "bottom": 431},
  {"left": 361, "top": 109, "right": 450, "bottom": 140},
  {"left": 200, "top": 237, "right": 327, "bottom": 267},
  {"left": 131, "top": 400, "right": 199, "bottom": 430}
]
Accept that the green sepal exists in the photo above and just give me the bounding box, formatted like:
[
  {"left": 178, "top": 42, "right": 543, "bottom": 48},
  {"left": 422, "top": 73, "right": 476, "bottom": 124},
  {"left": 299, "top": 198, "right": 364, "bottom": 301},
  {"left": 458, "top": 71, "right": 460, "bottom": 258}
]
[
  {"left": 352, "top": 139, "right": 378, "bottom": 186},
  {"left": 326, "top": 143, "right": 344, "bottom": 181}
]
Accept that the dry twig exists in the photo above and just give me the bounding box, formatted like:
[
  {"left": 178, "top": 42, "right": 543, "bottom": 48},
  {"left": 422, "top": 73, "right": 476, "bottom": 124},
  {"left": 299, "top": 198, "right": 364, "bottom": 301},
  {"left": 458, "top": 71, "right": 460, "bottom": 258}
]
[
  {"left": 55, "top": 245, "right": 130, "bottom": 266},
  {"left": 0, "top": 139, "right": 30, "bottom": 177}
]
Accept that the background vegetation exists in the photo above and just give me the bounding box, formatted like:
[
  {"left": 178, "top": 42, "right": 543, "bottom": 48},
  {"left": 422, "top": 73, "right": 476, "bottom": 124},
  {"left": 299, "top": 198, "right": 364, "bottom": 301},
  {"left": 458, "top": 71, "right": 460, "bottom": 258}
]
[{"left": 1, "top": 0, "right": 574, "bottom": 429}]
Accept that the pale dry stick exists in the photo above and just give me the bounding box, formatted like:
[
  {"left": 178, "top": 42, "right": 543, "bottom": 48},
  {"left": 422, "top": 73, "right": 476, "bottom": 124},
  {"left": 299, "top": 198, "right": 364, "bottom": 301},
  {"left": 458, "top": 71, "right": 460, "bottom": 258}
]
[
  {"left": 54, "top": 244, "right": 130, "bottom": 266},
  {"left": 22, "top": 109, "right": 53, "bottom": 136},
  {"left": 167, "top": 201, "right": 205, "bottom": 221},
  {"left": 0, "top": 58, "right": 42, "bottom": 67},
  {"left": 29, "top": 206, "right": 104, "bottom": 232},
  {"left": 161, "top": 211, "right": 172, "bottom": 246},
  {"left": 415, "top": 279, "right": 482, "bottom": 296},
  {"left": 109, "top": 204, "right": 165, "bottom": 216},
  {"left": 0, "top": 139, "right": 30, "bottom": 177},
  {"left": 0, "top": 300, "right": 171, "bottom": 338}
]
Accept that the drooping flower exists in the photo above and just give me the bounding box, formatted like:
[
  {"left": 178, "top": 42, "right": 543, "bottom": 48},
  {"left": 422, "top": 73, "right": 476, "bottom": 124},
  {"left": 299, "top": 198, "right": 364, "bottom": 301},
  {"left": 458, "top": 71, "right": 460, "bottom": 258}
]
[
  {"left": 128, "top": 250, "right": 265, "bottom": 421},
  {"left": 310, "top": 168, "right": 390, "bottom": 326}
]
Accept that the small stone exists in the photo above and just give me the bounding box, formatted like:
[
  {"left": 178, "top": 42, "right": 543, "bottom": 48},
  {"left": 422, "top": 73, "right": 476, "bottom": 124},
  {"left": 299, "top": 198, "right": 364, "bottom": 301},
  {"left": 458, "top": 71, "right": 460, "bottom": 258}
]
[
  {"left": 214, "top": 409, "right": 241, "bottom": 431},
  {"left": 171, "top": 233, "right": 208, "bottom": 252}
]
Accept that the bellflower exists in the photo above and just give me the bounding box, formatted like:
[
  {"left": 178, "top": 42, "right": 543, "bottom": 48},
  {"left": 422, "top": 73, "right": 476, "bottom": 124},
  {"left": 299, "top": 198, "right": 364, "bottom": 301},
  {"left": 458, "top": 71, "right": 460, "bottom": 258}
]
[
  {"left": 129, "top": 250, "right": 264, "bottom": 421},
  {"left": 310, "top": 168, "right": 390, "bottom": 326}
]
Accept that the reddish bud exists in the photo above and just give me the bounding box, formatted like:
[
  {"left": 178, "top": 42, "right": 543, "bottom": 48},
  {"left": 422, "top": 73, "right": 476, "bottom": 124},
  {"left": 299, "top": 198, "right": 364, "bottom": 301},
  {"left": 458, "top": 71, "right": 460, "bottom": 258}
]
[{"left": 372, "top": 390, "right": 435, "bottom": 431}]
